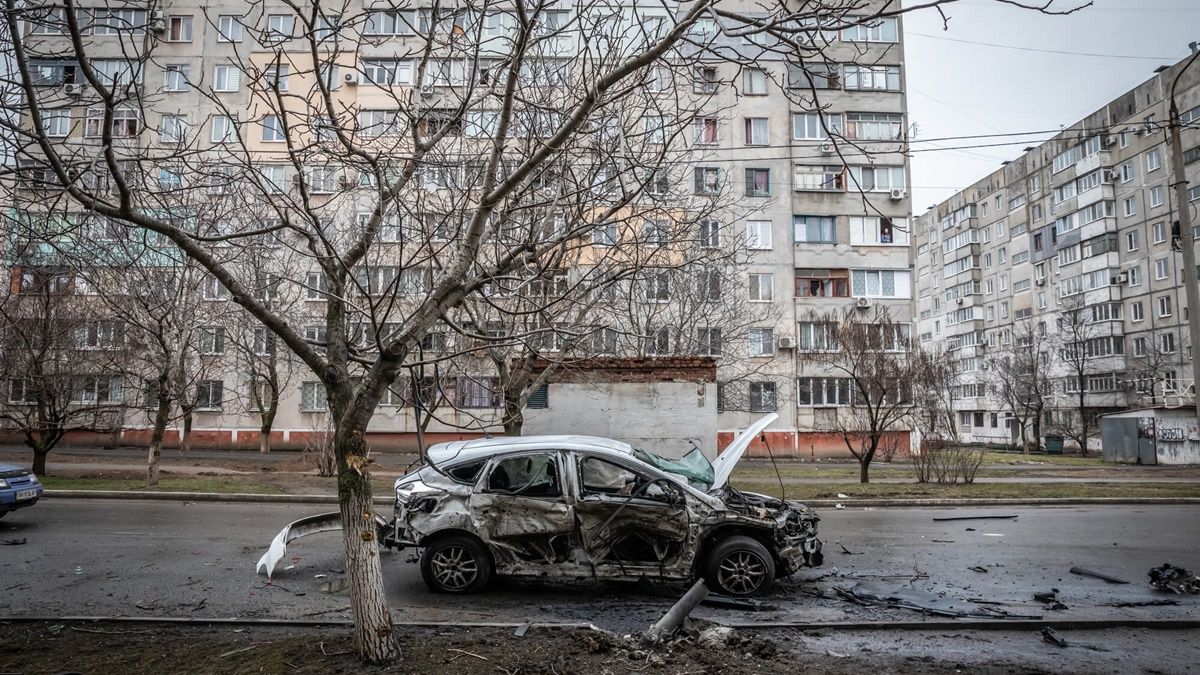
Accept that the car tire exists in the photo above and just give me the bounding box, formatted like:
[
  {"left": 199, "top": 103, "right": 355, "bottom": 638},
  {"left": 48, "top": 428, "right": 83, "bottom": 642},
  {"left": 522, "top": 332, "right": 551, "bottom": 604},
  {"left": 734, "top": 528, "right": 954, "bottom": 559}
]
[
  {"left": 420, "top": 534, "right": 493, "bottom": 594},
  {"left": 704, "top": 535, "right": 775, "bottom": 597}
]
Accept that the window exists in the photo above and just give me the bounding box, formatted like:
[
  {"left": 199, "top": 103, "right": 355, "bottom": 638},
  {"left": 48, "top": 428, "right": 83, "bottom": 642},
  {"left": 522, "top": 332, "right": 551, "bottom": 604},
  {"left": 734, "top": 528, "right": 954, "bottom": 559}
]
[
  {"left": 166, "top": 15, "right": 192, "bottom": 41},
  {"left": 746, "top": 220, "right": 772, "bottom": 249},
  {"left": 85, "top": 107, "right": 139, "bottom": 137},
  {"left": 749, "top": 382, "right": 777, "bottom": 412},
  {"left": 362, "top": 59, "right": 413, "bottom": 86},
  {"left": 42, "top": 109, "right": 70, "bottom": 137},
  {"left": 842, "top": 17, "right": 898, "bottom": 42},
  {"left": 851, "top": 269, "right": 911, "bottom": 298},
  {"left": 797, "top": 322, "right": 838, "bottom": 351},
  {"left": 1155, "top": 257, "right": 1169, "bottom": 280},
  {"left": 794, "top": 216, "right": 836, "bottom": 244},
  {"left": 744, "top": 117, "right": 769, "bottom": 145},
  {"left": 489, "top": 454, "right": 560, "bottom": 497},
  {"left": 1146, "top": 148, "right": 1163, "bottom": 172},
  {"left": 92, "top": 8, "right": 148, "bottom": 35},
  {"left": 850, "top": 216, "right": 906, "bottom": 245},
  {"left": 696, "top": 328, "right": 722, "bottom": 356},
  {"left": 358, "top": 109, "right": 399, "bottom": 137},
  {"left": 1124, "top": 197, "right": 1137, "bottom": 217},
  {"left": 644, "top": 326, "right": 671, "bottom": 355},
  {"left": 1160, "top": 332, "right": 1177, "bottom": 354},
  {"left": 456, "top": 376, "right": 501, "bottom": 409},
  {"left": 217, "top": 15, "right": 243, "bottom": 42},
  {"left": 266, "top": 14, "right": 294, "bottom": 42},
  {"left": 198, "top": 326, "right": 225, "bottom": 355},
  {"left": 844, "top": 64, "right": 900, "bottom": 90},
  {"left": 792, "top": 112, "right": 840, "bottom": 140},
  {"left": 1128, "top": 266, "right": 1142, "bottom": 287},
  {"left": 743, "top": 68, "right": 768, "bottom": 94},
  {"left": 848, "top": 166, "right": 905, "bottom": 192},
  {"left": 694, "top": 117, "right": 718, "bottom": 144},
  {"left": 643, "top": 219, "right": 668, "bottom": 247},
  {"left": 1132, "top": 302, "right": 1144, "bottom": 321},
  {"left": 1153, "top": 221, "right": 1167, "bottom": 243},
  {"left": 364, "top": 10, "right": 415, "bottom": 35},
  {"left": 794, "top": 165, "right": 845, "bottom": 191},
  {"left": 264, "top": 64, "right": 289, "bottom": 91},
  {"left": 592, "top": 222, "right": 617, "bottom": 246},
  {"left": 1127, "top": 230, "right": 1140, "bottom": 251},
  {"left": 213, "top": 65, "right": 241, "bottom": 92},
  {"left": 794, "top": 269, "right": 849, "bottom": 298},
  {"left": 787, "top": 62, "right": 840, "bottom": 89},
  {"left": 644, "top": 271, "right": 670, "bottom": 302},
  {"left": 797, "top": 377, "right": 853, "bottom": 406},
  {"left": 1133, "top": 337, "right": 1147, "bottom": 356},
  {"left": 262, "top": 115, "right": 285, "bottom": 142},
  {"left": 693, "top": 66, "right": 718, "bottom": 94},
  {"left": 1150, "top": 185, "right": 1165, "bottom": 208},
  {"left": 211, "top": 115, "right": 236, "bottom": 143},
  {"left": 844, "top": 112, "right": 903, "bottom": 140},
  {"left": 160, "top": 114, "right": 188, "bottom": 144},
  {"left": 748, "top": 273, "right": 773, "bottom": 302},
  {"left": 300, "top": 381, "right": 328, "bottom": 411},
  {"left": 201, "top": 274, "right": 230, "bottom": 300},
  {"left": 699, "top": 220, "right": 720, "bottom": 248},
  {"left": 163, "top": 65, "right": 190, "bottom": 92},
  {"left": 196, "top": 380, "right": 224, "bottom": 410},
  {"left": 694, "top": 167, "right": 720, "bottom": 195},
  {"left": 745, "top": 168, "right": 770, "bottom": 197},
  {"left": 748, "top": 329, "right": 774, "bottom": 357},
  {"left": 1158, "top": 295, "right": 1173, "bottom": 318}
]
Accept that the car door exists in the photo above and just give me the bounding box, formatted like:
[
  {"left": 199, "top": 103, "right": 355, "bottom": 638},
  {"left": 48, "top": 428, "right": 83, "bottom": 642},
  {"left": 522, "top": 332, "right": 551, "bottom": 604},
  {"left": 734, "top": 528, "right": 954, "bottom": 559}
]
[
  {"left": 469, "top": 451, "right": 577, "bottom": 566},
  {"left": 572, "top": 453, "right": 691, "bottom": 572}
]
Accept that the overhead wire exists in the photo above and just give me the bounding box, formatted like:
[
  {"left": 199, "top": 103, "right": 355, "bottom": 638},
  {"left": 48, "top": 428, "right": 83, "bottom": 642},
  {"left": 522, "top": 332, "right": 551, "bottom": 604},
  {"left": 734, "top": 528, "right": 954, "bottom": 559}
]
[{"left": 905, "top": 31, "right": 1184, "bottom": 61}]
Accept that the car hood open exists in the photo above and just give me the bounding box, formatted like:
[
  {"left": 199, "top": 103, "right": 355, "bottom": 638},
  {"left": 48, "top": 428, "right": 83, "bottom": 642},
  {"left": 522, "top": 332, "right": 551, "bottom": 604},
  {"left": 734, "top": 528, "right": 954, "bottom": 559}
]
[{"left": 709, "top": 412, "right": 778, "bottom": 490}]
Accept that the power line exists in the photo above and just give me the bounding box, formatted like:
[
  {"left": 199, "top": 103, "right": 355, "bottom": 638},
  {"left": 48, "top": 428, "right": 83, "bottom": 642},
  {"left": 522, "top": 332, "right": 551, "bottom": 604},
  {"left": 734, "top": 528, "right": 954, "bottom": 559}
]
[{"left": 905, "top": 31, "right": 1183, "bottom": 61}]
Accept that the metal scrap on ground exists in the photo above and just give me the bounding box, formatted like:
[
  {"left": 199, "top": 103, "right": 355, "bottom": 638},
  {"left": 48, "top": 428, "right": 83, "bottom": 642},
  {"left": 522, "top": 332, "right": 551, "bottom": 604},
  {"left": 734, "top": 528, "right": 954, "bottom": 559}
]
[
  {"left": 931, "top": 515, "right": 1019, "bottom": 522},
  {"left": 1033, "top": 589, "right": 1068, "bottom": 611},
  {"left": 834, "top": 582, "right": 1042, "bottom": 620},
  {"left": 1069, "top": 566, "right": 1130, "bottom": 585},
  {"left": 1148, "top": 563, "right": 1200, "bottom": 594},
  {"left": 1041, "top": 627, "right": 1069, "bottom": 648}
]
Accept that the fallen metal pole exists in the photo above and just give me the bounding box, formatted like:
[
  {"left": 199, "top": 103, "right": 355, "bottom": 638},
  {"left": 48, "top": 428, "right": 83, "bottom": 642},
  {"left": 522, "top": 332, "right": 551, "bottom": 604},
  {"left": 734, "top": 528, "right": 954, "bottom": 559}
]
[
  {"left": 931, "top": 514, "right": 1019, "bottom": 522},
  {"left": 646, "top": 579, "right": 709, "bottom": 642},
  {"left": 1069, "top": 566, "right": 1130, "bottom": 585}
]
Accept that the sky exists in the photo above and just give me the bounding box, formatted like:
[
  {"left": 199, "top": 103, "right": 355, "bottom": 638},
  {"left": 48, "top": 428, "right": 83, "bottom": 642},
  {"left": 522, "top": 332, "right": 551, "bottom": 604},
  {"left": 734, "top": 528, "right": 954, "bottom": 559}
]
[{"left": 902, "top": 0, "right": 1200, "bottom": 213}]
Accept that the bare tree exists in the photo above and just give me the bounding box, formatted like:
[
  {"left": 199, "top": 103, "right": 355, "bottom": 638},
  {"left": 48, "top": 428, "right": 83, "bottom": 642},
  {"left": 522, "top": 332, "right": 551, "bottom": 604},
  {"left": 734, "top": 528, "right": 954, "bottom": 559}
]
[
  {"left": 1052, "top": 295, "right": 1112, "bottom": 456},
  {"left": 1126, "top": 329, "right": 1186, "bottom": 407},
  {"left": 1, "top": 0, "right": 1089, "bottom": 663},
  {"left": 987, "top": 319, "right": 1054, "bottom": 453}
]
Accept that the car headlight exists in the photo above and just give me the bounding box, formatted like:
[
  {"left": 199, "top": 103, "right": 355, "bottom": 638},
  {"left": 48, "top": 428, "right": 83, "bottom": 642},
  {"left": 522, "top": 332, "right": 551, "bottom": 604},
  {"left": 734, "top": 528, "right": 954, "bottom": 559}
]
[{"left": 0, "top": 479, "right": 8, "bottom": 488}]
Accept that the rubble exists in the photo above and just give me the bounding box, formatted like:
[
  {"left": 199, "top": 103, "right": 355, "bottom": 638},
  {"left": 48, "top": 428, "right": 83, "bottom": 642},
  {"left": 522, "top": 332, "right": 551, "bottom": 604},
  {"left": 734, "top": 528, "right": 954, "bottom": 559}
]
[
  {"left": 1148, "top": 563, "right": 1200, "bottom": 594},
  {"left": 1033, "top": 589, "right": 1068, "bottom": 611}
]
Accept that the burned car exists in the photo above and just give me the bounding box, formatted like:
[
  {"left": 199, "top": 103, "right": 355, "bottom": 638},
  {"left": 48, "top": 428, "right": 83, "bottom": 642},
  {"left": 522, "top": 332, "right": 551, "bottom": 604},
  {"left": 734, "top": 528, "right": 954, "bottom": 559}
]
[
  {"left": 257, "top": 414, "right": 821, "bottom": 597},
  {"left": 390, "top": 413, "right": 820, "bottom": 597}
]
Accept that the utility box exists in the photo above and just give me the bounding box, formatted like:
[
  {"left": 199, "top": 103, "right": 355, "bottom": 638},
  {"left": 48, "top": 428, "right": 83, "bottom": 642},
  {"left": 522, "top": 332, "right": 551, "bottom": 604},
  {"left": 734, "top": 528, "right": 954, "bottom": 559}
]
[{"left": 1100, "top": 408, "right": 1200, "bottom": 465}]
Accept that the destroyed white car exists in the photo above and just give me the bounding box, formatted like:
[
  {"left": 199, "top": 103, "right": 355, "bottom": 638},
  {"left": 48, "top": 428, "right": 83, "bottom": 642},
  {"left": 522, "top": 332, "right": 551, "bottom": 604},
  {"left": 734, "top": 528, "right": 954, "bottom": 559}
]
[{"left": 258, "top": 414, "right": 822, "bottom": 597}]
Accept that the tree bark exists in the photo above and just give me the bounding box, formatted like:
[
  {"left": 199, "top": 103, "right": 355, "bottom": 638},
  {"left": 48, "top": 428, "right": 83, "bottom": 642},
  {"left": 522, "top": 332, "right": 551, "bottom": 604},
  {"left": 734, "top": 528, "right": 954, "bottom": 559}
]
[
  {"left": 502, "top": 394, "right": 523, "bottom": 437},
  {"left": 335, "top": 429, "right": 400, "bottom": 664},
  {"left": 180, "top": 412, "right": 193, "bottom": 453},
  {"left": 147, "top": 395, "right": 171, "bottom": 487},
  {"left": 859, "top": 460, "right": 870, "bottom": 484},
  {"left": 32, "top": 447, "right": 48, "bottom": 476},
  {"left": 259, "top": 427, "right": 272, "bottom": 454}
]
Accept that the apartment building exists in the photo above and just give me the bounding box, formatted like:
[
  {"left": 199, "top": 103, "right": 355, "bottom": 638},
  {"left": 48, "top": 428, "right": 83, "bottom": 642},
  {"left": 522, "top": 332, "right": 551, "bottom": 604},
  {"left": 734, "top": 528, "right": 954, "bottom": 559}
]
[
  {"left": 914, "top": 55, "right": 1200, "bottom": 446},
  {"left": 5, "top": 1, "right": 911, "bottom": 456}
]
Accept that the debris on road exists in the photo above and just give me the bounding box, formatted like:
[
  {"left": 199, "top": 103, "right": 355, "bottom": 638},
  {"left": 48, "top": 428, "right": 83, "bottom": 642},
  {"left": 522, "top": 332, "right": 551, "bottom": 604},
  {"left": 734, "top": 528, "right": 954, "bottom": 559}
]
[
  {"left": 1070, "top": 566, "right": 1130, "bottom": 585},
  {"left": 1033, "top": 589, "right": 1068, "bottom": 611},
  {"left": 834, "top": 582, "right": 1040, "bottom": 619},
  {"left": 1104, "top": 599, "right": 1180, "bottom": 607},
  {"left": 646, "top": 579, "right": 708, "bottom": 642},
  {"left": 1, "top": 538, "right": 26, "bottom": 545},
  {"left": 1148, "top": 563, "right": 1200, "bottom": 594},
  {"left": 837, "top": 542, "right": 862, "bottom": 556},
  {"left": 1041, "top": 627, "right": 1069, "bottom": 648},
  {"left": 968, "top": 566, "right": 988, "bottom": 574},
  {"left": 513, "top": 623, "right": 530, "bottom": 638},
  {"left": 932, "top": 515, "right": 1019, "bottom": 522}
]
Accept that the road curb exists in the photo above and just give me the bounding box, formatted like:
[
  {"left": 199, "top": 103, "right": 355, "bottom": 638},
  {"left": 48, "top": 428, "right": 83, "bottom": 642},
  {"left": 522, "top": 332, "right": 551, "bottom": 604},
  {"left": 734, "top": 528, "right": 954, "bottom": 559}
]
[{"left": 41, "top": 490, "right": 1200, "bottom": 507}]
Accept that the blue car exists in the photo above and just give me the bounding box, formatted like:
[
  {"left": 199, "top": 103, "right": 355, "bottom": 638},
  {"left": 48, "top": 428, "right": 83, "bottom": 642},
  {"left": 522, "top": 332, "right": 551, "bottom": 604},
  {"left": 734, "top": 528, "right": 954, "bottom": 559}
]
[{"left": 0, "top": 463, "right": 43, "bottom": 518}]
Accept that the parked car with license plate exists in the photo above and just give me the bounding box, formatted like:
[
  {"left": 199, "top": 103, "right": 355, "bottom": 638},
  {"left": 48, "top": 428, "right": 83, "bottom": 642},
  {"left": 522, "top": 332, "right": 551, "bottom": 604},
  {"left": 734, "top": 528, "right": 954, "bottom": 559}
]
[{"left": 0, "top": 463, "right": 43, "bottom": 518}]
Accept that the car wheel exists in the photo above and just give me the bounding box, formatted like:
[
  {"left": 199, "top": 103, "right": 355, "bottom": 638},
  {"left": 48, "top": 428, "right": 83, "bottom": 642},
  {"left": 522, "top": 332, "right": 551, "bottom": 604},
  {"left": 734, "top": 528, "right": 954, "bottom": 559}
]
[
  {"left": 420, "top": 534, "right": 492, "bottom": 594},
  {"left": 704, "top": 535, "right": 775, "bottom": 597}
]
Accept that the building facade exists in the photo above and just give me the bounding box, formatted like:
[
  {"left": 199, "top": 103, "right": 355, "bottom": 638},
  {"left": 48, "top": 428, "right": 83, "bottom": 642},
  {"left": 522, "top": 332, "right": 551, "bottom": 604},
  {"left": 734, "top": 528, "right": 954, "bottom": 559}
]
[
  {"left": 914, "top": 56, "right": 1200, "bottom": 447},
  {"left": 4, "top": 1, "right": 911, "bottom": 457}
]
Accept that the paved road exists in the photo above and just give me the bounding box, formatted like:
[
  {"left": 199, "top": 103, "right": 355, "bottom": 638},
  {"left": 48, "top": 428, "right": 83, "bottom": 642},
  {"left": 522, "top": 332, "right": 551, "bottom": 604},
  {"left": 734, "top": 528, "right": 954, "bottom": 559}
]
[{"left": 2, "top": 500, "right": 1198, "bottom": 634}]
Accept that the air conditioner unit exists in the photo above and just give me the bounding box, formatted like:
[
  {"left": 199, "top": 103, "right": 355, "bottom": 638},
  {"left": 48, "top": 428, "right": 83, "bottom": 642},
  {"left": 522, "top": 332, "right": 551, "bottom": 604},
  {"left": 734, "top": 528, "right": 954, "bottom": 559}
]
[
  {"left": 343, "top": 72, "right": 358, "bottom": 85},
  {"left": 776, "top": 336, "right": 797, "bottom": 350},
  {"left": 855, "top": 297, "right": 870, "bottom": 309},
  {"left": 62, "top": 83, "right": 83, "bottom": 97},
  {"left": 1035, "top": 278, "right": 1045, "bottom": 286},
  {"left": 956, "top": 297, "right": 964, "bottom": 305},
  {"left": 420, "top": 84, "right": 436, "bottom": 97},
  {"left": 149, "top": 10, "right": 166, "bottom": 33},
  {"left": 1117, "top": 272, "right": 1129, "bottom": 284},
  {"left": 819, "top": 141, "right": 834, "bottom": 155},
  {"left": 889, "top": 188, "right": 907, "bottom": 201},
  {"left": 1102, "top": 169, "right": 1117, "bottom": 183}
]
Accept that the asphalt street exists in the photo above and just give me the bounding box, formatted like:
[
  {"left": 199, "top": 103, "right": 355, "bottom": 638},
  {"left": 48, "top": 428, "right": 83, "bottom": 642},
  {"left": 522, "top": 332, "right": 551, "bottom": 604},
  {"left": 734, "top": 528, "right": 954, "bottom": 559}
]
[{"left": 2, "top": 499, "right": 1198, "bottom": 635}]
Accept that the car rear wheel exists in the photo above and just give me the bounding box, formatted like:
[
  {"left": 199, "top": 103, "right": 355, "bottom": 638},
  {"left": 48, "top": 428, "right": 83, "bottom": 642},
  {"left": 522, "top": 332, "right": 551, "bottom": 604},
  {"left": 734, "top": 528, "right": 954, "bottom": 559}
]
[
  {"left": 704, "top": 535, "right": 775, "bottom": 597},
  {"left": 420, "top": 534, "right": 492, "bottom": 594}
]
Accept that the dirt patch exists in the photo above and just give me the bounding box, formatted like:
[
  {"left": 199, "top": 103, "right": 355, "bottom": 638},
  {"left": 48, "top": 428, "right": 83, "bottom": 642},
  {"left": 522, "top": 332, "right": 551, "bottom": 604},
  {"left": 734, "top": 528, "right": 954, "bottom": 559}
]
[{"left": 0, "top": 621, "right": 1031, "bottom": 675}]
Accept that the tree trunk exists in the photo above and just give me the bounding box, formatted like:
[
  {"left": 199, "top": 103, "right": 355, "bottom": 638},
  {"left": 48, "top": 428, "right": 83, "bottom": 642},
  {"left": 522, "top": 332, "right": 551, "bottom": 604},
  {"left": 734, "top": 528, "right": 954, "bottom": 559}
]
[
  {"left": 503, "top": 395, "right": 523, "bottom": 437},
  {"left": 335, "top": 430, "right": 400, "bottom": 664},
  {"left": 1032, "top": 416, "right": 1042, "bottom": 455},
  {"left": 147, "top": 396, "right": 171, "bottom": 487},
  {"left": 859, "top": 460, "right": 870, "bottom": 484},
  {"left": 1077, "top": 393, "right": 1088, "bottom": 457},
  {"left": 32, "top": 447, "right": 48, "bottom": 476},
  {"left": 180, "top": 413, "right": 193, "bottom": 453},
  {"left": 259, "top": 427, "right": 272, "bottom": 454}
]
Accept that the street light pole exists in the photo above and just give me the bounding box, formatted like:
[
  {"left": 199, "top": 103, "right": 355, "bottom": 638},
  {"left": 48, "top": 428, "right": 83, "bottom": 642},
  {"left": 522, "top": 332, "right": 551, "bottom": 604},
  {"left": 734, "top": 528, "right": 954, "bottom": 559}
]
[{"left": 1166, "top": 48, "right": 1200, "bottom": 421}]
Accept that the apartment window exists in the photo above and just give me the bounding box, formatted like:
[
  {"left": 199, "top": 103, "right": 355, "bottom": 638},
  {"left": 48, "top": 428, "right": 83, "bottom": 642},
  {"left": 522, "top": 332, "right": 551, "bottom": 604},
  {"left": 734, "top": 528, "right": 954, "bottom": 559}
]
[
  {"left": 1128, "top": 266, "right": 1142, "bottom": 287},
  {"left": 42, "top": 109, "right": 71, "bottom": 137},
  {"left": 851, "top": 269, "right": 911, "bottom": 299},
  {"left": 305, "top": 272, "right": 328, "bottom": 300},
  {"left": 1132, "top": 302, "right": 1144, "bottom": 321},
  {"left": 793, "top": 165, "right": 845, "bottom": 191},
  {"left": 694, "top": 117, "right": 718, "bottom": 144},
  {"left": 744, "top": 117, "right": 769, "bottom": 145},
  {"left": 746, "top": 220, "right": 772, "bottom": 249},
  {"left": 850, "top": 216, "right": 906, "bottom": 245},
  {"left": 1146, "top": 148, "right": 1163, "bottom": 172},
  {"left": 797, "top": 377, "right": 853, "bottom": 406},
  {"left": 28, "top": 8, "right": 65, "bottom": 34},
  {"left": 749, "top": 382, "right": 777, "bottom": 412},
  {"left": 1127, "top": 230, "right": 1140, "bottom": 251},
  {"left": 643, "top": 115, "right": 666, "bottom": 144},
  {"left": 844, "top": 64, "right": 900, "bottom": 90},
  {"left": 92, "top": 8, "right": 147, "bottom": 35},
  {"left": 198, "top": 326, "right": 225, "bottom": 355},
  {"left": 1121, "top": 162, "right": 1135, "bottom": 183},
  {"left": 84, "top": 106, "right": 139, "bottom": 137},
  {"left": 748, "top": 273, "right": 773, "bottom": 302},
  {"left": 745, "top": 168, "right": 771, "bottom": 197},
  {"left": 1132, "top": 337, "right": 1147, "bottom": 356},
  {"left": 1149, "top": 185, "right": 1165, "bottom": 208},
  {"left": 797, "top": 322, "right": 838, "bottom": 351},
  {"left": 1154, "top": 221, "right": 1167, "bottom": 243},
  {"left": 998, "top": 247, "right": 1008, "bottom": 264},
  {"left": 644, "top": 271, "right": 671, "bottom": 302},
  {"left": 794, "top": 269, "right": 849, "bottom": 298},
  {"left": 842, "top": 17, "right": 898, "bottom": 42},
  {"left": 792, "top": 112, "right": 840, "bottom": 140},
  {"left": 300, "top": 382, "right": 328, "bottom": 412},
  {"left": 202, "top": 274, "right": 230, "bottom": 300},
  {"left": 364, "top": 10, "right": 415, "bottom": 35},
  {"left": 217, "top": 15, "right": 243, "bottom": 42},
  {"left": 699, "top": 220, "right": 720, "bottom": 248},
  {"left": 844, "top": 112, "right": 903, "bottom": 140},
  {"left": 362, "top": 59, "right": 413, "bottom": 86},
  {"left": 693, "top": 66, "right": 718, "bottom": 94},
  {"left": 163, "top": 65, "right": 190, "bottom": 92},
  {"left": 166, "top": 15, "right": 192, "bottom": 41},
  {"left": 794, "top": 216, "right": 836, "bottom": 244},
  {"left": 592, "top": 221, "right": 617, "bottom": 246},
  {"left": 748, "top": 328, "right": 774, "bottom": 357},
  {"left": 266, "top": 15, "right": 295, "bottom": 42},
  {"left": 1155, "top": 257, "right": 1170, "bottom": 280},
  {"left": 1161, "top": 332, "right": 1177, "bottom": 354},
  {"left": 696, "top": 328, "right": 722, "bottom": 356},
  {"left": 787, "top": 63, "right": 840, "bottom": 89},
  {"left": 196, "top": 380, "right": 224, "bottom": 410},
  {"left": 358, "top": 109, "right": 399, "bottom": 137},
  {"left": 1158, "top": 295, "right": 1173, "bottom": 318},
  {"left": 213, "top": 65, "right": 241, "bottom": 92},
  {"left": 694, "top": 167, "right": 720, "bottom": 195},
  {"left": 211, "top": 115, "right": 236, "bottom": 143},
  {"left": 262, "top": 115, "right": 286, "bottom": 142},
  {"left": 644, "top": 327, "right": 671, "bottom": 355},
  {"left": 743, "top": 68, "right": 768, "bottom": 95},
  {"left": 1124, "top": 197, "right": 1137, "bottom": 217},
  {"left": 264, "top": 64, "right": 290, "bottom": 91}
]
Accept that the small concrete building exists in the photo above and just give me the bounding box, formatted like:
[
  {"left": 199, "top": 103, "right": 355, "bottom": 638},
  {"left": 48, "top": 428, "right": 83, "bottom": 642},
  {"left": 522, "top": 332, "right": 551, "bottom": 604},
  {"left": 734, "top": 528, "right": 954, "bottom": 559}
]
[{"left": 1100, "top": 407, "right": 1200, "bottom": 465}]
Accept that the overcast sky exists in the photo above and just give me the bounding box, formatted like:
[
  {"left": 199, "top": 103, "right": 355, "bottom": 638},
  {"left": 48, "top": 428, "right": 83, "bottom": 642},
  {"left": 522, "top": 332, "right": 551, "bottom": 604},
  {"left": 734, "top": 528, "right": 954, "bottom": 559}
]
[{"left": 902, "top": 0, "right": 1200, "bottom": 212}]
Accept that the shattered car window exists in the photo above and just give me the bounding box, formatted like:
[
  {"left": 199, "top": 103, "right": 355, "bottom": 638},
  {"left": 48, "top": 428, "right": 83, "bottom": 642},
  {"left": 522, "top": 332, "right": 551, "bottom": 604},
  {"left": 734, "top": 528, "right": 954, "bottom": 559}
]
[
  {"left": 633, "top": 448, "right": 715, "bottom": 489},
  {"left": 486, "top": 454, "right": 561, "bottom": 498},
  {"left": 579, "top": 457, "right": 672, "bottom": 502},
  {"left": 446, "top": 460, "right": 485, "bottom": 484}
]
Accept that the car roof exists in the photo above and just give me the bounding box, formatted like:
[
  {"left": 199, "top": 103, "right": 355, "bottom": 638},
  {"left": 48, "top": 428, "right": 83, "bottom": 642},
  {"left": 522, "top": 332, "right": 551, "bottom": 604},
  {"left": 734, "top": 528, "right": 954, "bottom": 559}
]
[{"left": 426, "top": 435, "right": 636, "bottom": 466}]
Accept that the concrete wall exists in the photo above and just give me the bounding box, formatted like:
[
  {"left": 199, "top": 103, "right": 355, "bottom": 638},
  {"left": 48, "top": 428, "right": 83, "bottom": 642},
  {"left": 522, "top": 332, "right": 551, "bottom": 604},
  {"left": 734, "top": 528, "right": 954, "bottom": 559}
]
[{"left": 1101, "top": 409, "right": 1200, "bottom": 465}]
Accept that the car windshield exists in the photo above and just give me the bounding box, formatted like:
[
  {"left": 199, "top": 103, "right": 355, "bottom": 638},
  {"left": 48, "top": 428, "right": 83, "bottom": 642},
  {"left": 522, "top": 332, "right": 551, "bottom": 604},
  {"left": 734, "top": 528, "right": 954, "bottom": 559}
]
[{"left": 633, "top": 447, "right": 714, "bottom": 489}]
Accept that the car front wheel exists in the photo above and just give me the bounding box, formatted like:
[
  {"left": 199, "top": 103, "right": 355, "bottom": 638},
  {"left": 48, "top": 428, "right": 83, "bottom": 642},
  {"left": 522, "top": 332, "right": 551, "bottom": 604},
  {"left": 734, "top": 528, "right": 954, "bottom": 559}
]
[
  {"left": 703, "top": 535, "right": 776, "bottom": 597},
  {"left": 420, "top": 534, "right": 493, "bottom": 594}
]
